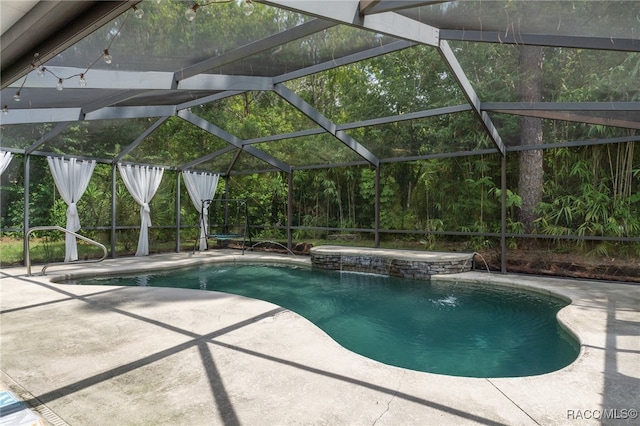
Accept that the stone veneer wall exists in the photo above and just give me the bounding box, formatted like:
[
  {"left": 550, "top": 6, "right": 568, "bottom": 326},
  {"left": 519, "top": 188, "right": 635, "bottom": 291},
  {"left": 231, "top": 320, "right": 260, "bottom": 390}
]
[{"left": 310, "top": 249, "right": 474, "bottom": 281}]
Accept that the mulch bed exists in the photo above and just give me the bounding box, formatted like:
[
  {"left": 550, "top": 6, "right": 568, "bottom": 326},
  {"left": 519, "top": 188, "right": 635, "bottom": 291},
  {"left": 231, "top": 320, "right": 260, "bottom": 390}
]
[{"left": 476, "top": 250, "right": 640, "bottom": 283}]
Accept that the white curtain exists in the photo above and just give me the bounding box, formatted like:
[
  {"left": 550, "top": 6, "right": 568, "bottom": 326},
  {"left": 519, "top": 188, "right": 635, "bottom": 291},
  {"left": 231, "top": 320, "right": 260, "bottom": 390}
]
[
  {"left": 118, "top": 164, "right": 164, "bottom": 256},
  {"left": 47, "top": 156, "right": 96, "bottom": 262},
  {"left": 0, "top": 151, "right": 13, "bottom": 175},
  {"left": 182, "top": 171, "right": 220, "bottom": 250}
]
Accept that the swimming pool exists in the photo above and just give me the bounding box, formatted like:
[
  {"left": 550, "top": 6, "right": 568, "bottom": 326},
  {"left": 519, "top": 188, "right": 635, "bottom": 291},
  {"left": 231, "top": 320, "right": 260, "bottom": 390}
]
[{"left": 65, "top": 263, "right": 579, "bottom": 378}]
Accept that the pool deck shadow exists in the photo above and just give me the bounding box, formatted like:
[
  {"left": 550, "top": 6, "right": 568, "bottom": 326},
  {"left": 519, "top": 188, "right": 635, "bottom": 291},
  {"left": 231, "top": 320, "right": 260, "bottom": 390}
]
[{"left": 1, "top": 250, "right": 639, "bottom": 425}]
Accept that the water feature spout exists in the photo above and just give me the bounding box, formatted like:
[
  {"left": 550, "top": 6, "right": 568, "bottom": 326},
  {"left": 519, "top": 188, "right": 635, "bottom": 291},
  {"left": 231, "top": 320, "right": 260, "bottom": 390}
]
[
  {"left": 251, "top": 241, "right": 296, "bottom": 256},
  {"left": 472, "top": 252, "right": 491, "bottom": 273}
]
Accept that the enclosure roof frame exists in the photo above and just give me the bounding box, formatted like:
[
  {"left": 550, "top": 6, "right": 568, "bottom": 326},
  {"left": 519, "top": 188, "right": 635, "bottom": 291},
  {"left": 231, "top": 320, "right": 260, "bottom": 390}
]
[{"left": 1, "top": 0, "right": 639, "bottom": 172}]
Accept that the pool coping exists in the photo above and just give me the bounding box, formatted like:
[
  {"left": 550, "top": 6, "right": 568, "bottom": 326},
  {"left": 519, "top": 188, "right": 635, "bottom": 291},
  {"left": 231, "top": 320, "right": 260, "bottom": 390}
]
[{"left": 1, "top": 249, "right": 639, "bottom": 425}]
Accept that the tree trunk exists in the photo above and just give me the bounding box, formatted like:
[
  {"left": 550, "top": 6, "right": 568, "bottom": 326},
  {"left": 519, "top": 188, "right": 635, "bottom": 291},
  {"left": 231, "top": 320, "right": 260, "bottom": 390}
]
[{"left": 518, "top": 45, "right": 544, "bottom": 237}]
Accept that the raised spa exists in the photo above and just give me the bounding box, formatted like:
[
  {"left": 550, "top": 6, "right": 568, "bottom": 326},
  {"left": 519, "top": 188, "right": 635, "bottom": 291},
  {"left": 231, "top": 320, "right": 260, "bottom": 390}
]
[{"left": 66, "top": 264, "right": 579, "bottom": 378}]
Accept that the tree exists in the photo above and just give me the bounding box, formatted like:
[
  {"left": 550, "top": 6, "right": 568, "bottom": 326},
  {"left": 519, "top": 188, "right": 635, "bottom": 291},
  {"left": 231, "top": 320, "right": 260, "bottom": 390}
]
[{"left": 518, "top": 45, "right": 544, "bottom": 237}]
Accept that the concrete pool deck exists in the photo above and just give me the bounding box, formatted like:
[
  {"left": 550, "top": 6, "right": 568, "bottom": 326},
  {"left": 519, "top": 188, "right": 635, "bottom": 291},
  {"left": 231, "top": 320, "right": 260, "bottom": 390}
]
[{"left": 1, "top": 250, "right": 639, "bottom": 425}]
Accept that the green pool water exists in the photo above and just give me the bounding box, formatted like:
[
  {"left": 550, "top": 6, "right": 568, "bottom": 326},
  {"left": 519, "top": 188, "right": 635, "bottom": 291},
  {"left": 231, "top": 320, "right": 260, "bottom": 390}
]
[{"left": 67, "top": 263, "right": 579, "bottom": 377}]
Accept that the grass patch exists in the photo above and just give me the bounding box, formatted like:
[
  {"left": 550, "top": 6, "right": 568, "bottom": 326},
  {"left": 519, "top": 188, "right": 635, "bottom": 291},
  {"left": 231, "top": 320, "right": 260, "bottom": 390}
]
[{"left": 0, "top": 236, "right": 195, "bottom": 267}]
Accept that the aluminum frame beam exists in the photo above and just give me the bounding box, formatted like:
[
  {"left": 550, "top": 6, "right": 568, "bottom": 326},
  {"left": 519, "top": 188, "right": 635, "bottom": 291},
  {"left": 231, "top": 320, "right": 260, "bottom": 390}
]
[
  {"left": 1, "top": 1, "right": 140, "bottom": 89},
  {"left": 0, "top": 106, "right": 177, "bottom": 125},
  {"left": 490, "top": 110, "right": 640, "bottom": 130},
  {"left": 506, "top": 135, "right": 640, "bottom": 153},
  {"left": 178, "top": 75, "right": 274, "bottom": 92},
  {"left": 177, "top": 91, "right": 245, "bottom": 111},
  {"left": 8, "top": 67, "right": 273, "bottom": 92},
  {"left": 9, "top": 67, "right": 173, "bottom": 90},
  {"left": 172, "top": 18, "right": 337, "bottom": 85},
  {"left": 261, "top": 1, "right": 362, "bottom": 26},
  {"left": 440, "top": 30, "right": 640, "bottom": 53},
  {"left": 360, "top": 11, "right": 439, "bottom": 47},
  {"left": 360, "top": 1, "right": 452, "bottom": 15},
  {"left": 337, "top": 104, "right": 473, "bottom": 130},
  {"left": 79, "top": 89, "right": 150, "bottom": 118},
  {"left": 225, "top": 149, "right": 244, "bottom": 176},
  {"left": 438, "top": 40, "right": 505, "bottom": 155},
  {"left": 0, "top": 108, "right": 82, "bottom": 125},
  {"left": 177, "top": 110, "right": 291, "bottom": 173},
  {"left": 242, "top": 104, "right": 472, "bottom": 149},
  {"left": 85, "top": 106, "right": 177, "bottom": 121},
  {"left": 293, "top": 160, "right": 370, "bottom": 171},
  {"left": 483, "top": 102, "right": 640, "bottom": 111},
  {"left": 262, "top": 0, "right": 439, "bottom": 47},
  {"left": 244, "top": 128, "right": 326, "bottom": 145},
  {"left": 274, "top": 39, "right": 415, "bottom": 84},
  {"left": 484, "top": 101, "right": 640, "bottom": 130},
  {"left": 178, "top": 146, "right": 237, "bottom": 172},
  {"left": 25, "top": 122, "right": 73, "bottom": 155},
  {"left": 379, "top": 148, "right": 499, "bottom": 164},
  {"left": 274, "top": 83, "right": 380, "bottom": 167},
  {"left": 114, "top": 117, "right": 170, "bottom": 163}
]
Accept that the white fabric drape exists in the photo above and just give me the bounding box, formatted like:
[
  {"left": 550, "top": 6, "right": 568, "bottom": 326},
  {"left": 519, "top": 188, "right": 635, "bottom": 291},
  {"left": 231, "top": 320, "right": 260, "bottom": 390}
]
[
  {"left": 0, "top": 151, "right": 13, "bottom": 175},
  {"left": 118, "top": 164, "right": 164, "bottom": 256},
  {"left": 47, "top": 156, "right": 96, "bottom": 262},
  {"left": 182, "top": 171, "right": 220, "bottom": 251}
]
